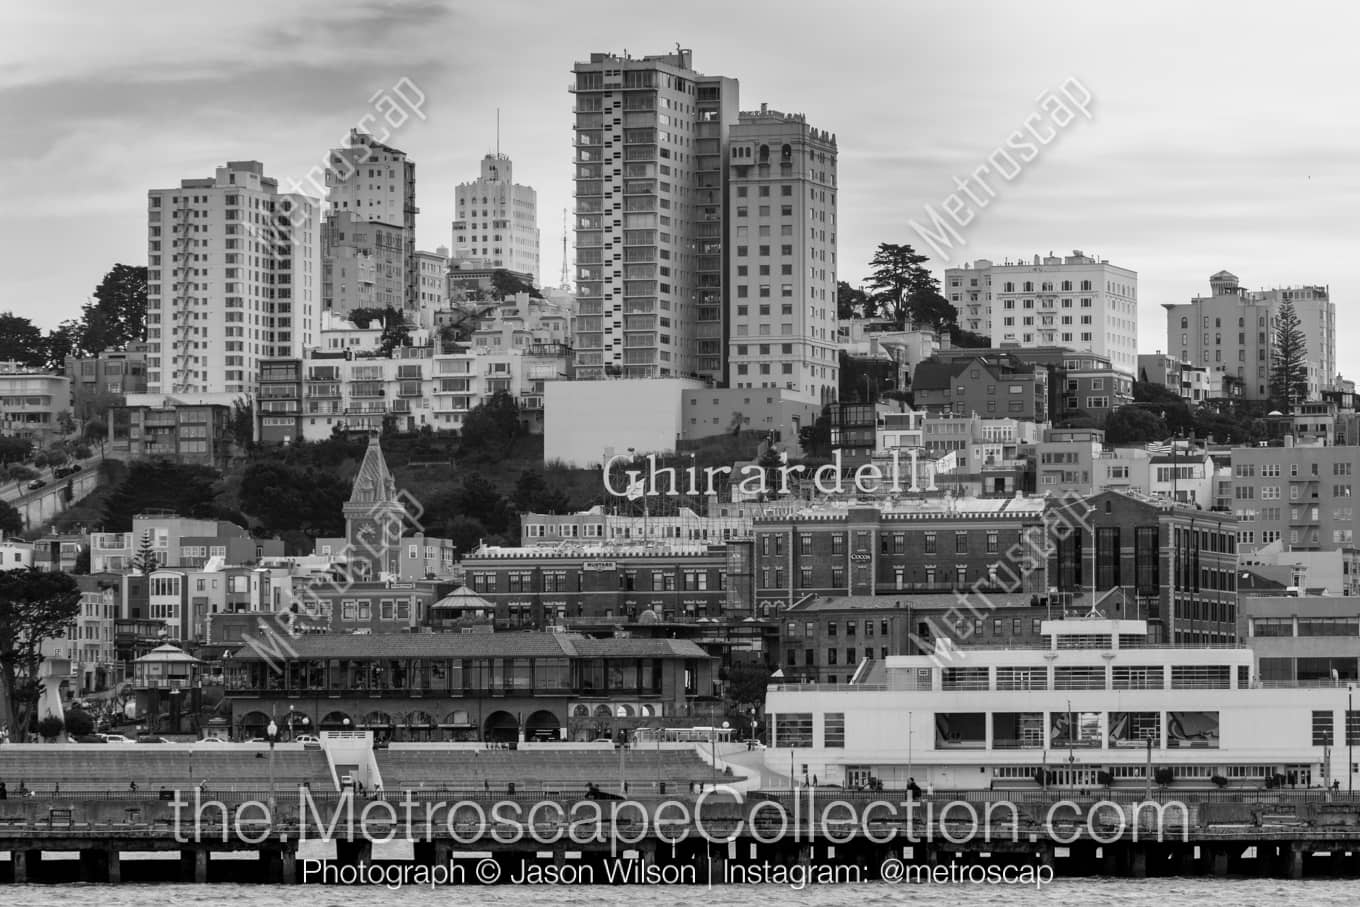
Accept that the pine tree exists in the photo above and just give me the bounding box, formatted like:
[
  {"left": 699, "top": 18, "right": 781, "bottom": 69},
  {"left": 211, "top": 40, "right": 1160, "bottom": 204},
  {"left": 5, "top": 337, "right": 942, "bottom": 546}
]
[
  {"left": 1269, "top": 299, "right": 1310, "bottom": 413},
  {"left": 132, "top": 531, "right": 158, "bottom": 575}
]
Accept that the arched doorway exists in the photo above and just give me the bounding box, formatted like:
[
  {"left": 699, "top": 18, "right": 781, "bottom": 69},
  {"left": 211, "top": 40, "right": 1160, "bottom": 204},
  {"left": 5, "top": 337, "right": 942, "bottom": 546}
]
[
  {"left": 237, "top": 710, "right": 271, "bottom": 741},
  {"left": 483, "top": 710, "right": 519, "bottom": 743},
  {"left": 525, "top": 709, "right": 562, "bottom": 742},
  {"left": 442, "top": 709, "right": 475, "bottom": 743},
  {"left": 402, "top": 710, "right": 436, "bottom": 743},
  {"left": 320, "top": 710, "right": 353, "bottom": 732}
]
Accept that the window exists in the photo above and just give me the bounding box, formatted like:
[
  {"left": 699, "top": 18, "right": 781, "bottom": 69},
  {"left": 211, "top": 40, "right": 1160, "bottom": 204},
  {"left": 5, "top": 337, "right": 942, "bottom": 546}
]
[
  {"left": 824, "top": 713, "right": 845, "bottom": 748},
  {"left": 1314, "top": 710, "right": 1335, "bottom": 746},
  {"left": 774, "top": 713, "right": 813, "bottom": 748}
]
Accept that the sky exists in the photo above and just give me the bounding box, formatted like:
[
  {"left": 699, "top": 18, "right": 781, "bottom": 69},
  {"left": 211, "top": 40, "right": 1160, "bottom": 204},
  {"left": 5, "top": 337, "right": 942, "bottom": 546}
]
[{"left": 3, "top": 0, "right": 1358, "bottom": 367}]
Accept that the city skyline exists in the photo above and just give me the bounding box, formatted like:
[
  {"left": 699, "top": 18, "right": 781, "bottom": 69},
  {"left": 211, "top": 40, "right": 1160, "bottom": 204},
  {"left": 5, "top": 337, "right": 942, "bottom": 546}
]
[{"left": 4, "top": 0, "right": 1358, "bottom": 371}]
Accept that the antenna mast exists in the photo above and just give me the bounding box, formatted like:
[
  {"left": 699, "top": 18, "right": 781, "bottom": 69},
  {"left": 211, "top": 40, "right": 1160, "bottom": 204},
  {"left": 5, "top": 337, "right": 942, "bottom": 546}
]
[{"left": 496, "top": 108, "right": 500, "bottom": 157}]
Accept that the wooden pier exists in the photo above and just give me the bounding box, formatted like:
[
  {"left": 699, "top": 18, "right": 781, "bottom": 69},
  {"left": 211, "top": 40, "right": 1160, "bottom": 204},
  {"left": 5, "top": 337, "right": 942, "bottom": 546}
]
[{"left": 4, "top": 789, "right": 1360, "bottom": 883}]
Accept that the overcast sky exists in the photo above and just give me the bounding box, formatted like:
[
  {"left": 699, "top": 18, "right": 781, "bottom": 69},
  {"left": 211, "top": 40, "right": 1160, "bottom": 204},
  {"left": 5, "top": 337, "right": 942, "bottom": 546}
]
[{"left": 3, "top": 0, "right": 1357, "bottom": 368}]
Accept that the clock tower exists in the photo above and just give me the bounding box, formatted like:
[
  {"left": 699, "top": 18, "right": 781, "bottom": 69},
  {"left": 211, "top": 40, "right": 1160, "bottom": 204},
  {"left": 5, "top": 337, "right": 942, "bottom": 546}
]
[{"left": 342, "top": 434, "right": 405, "bottom": 579}]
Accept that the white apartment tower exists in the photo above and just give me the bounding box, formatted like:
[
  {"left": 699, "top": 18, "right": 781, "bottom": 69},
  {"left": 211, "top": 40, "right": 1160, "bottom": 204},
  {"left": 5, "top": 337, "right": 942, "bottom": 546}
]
[
  {"left": 726, "top": 105, "right": 839, "bottom": 405},
  {"left": 570, "top": 50, "right": 738, "bottom": 381},
  {"left": 945, "top": 252, "right": 1139, "bottom": 376},
  {"left": 451, "top": 154, "right": 540, "bottom": 285},
  {"left": 146, "top": 161, "right": 320, "bottom": 395},
  {"left": 1163, "top": 271, "right": 1336, "bottom": 402},
  {"left": 325, "top": 130, "right": 418, "bottom": 316}
]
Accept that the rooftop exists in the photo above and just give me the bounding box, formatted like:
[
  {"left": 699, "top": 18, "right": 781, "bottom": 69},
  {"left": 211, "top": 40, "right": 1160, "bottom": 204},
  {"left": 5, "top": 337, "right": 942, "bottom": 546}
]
[{"left": 228, "top": 632, "right": 711, "bottom": 661}]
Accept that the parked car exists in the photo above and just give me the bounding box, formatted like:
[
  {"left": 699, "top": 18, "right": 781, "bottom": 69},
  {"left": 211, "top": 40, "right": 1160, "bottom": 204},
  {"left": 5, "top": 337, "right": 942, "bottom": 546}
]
[
  {"left": 194, "top": 737, "right": 225, "bottom": 745},
  {"left": 26, "top": 479, "right": 46, "bottom": 490},
  {"left": 98, "top": 733, "right": 135, "bottom": 744},
  {"left": 294, "top": 734, "right": 320, "bottom": 744}
]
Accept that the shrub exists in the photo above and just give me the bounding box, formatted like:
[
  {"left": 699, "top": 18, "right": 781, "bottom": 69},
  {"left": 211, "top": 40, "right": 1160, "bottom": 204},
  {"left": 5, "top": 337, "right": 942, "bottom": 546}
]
[
  {"left": 1211, "top": 774, "right": 1228, "bottom": 788},
  {"left": 64, "top": 709, "right": 94, "bottom": 737},
  {"left": 37, "top": 715, "right": 65, "bottom": 740},
  {"left": 1154, "top": 767, "right": 1174, "bottom": 787}
]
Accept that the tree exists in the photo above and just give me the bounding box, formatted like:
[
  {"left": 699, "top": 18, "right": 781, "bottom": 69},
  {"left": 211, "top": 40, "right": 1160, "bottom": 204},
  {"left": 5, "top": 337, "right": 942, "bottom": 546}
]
[
  {"left": 490, "top": 269, "right": 541, "bottom": 299},
  {"left": 37, "top": 715, "right": 64, "bottom": 741},
  {"left": 0, "top": 313, "right": 47, "bottom": 368},
  {"left": 229, "top": 397, "right": 254, "bottom": 449},
  {"left": 1269, "top": 299, "right": 1309, "bottom": 413},
  {"left": 723, "top": 662, "right": 773, "bottom": 707},
  {"left": 1103, "top": 406, "right": 1170, "bottom": 445},
  {"left": 512, "top": 469, "right": 570, "bottom": 515},
  {"left": 0, "top": 567, "right": 82, "bottom": 736},
  {"left": 379, "top": 308, "right": 412, "bottom": 356},
  {"left": 459, "top": 391, "right": 522, "bottom": 459},
  {"left": 0, "top": 501, "right": 21, "bottom": 538},
  {"left": 43, "top": 319, "right": 82, "bottom": 371},
  {"left": 64, "top": 708, "right": 94, "bottom": 737},
  {"left": 863, "top": 243, "right": 956, "bottom": 330},
  {"left": 836, "top": 281, "right": 870, "bottom": 320},
  {"left": 102, "top": 460, "right": 223, "bottom": 529},
  {"left": 797, "top": 410, "right": 832, "bottom": 458},
  {"left": 237, "top": 462, "right": 349, "bottom": 538},
  {"left": 439, "top": 515, "right": 489, "bottom": 556},
  {"left": 79, "top": 264, "right": 148, "bottom": 354},
  {"left": 453, "top": 472, "right": 510, "bottom": 534},
  {"left": 0, "top": 436, "right": 31, "bottom": 465},
  {"left": 132, "top": 532, "right": 159, "bottom": 574}
]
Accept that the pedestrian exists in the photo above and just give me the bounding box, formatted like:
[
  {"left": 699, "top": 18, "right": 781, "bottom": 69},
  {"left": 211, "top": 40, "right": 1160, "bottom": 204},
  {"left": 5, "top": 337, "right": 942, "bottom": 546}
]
[{"left": 129, "top": 781, "right": 138, "bottom": 792}]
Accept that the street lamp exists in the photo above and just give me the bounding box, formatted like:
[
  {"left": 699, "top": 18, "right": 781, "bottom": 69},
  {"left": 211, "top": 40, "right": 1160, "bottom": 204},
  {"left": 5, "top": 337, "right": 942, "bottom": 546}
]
[
  {"left": 615, "top": 706, "right": 628, "bottom": 795},
  {"left": 266, "top": 717, "right": 279, "bottom": 823}
]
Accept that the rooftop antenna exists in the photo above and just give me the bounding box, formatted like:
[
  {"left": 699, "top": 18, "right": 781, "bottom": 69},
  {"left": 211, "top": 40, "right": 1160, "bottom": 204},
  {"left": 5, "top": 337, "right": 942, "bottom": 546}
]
[{"left": 496, "top": 108, "right": 500, "bottom": 157}]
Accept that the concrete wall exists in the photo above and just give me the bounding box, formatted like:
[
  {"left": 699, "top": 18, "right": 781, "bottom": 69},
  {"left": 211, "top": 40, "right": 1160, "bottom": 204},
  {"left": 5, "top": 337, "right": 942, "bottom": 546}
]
[
  {"left": 543, "top": 379, "right": 702, "bottom": 468},
  {"left": 679, "top": 388, "right": 820, "bottom": 447}
]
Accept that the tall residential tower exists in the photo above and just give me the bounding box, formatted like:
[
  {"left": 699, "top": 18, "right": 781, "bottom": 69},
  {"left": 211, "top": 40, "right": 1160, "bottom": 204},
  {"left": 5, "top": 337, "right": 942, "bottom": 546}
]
[
  {"left": 145, "top": 161, "right": 320, "bottom": 395},
  {"left": 726, "top": 104, "right": 838, "bottom": 404},
  {"left": 451, "top": 154, "right": 540, "bottom": 285},
  {"left": 570, "top": 50, "right": 738, "bottom": 380},
  {"left": 324, "top": 130, "right": 418, "bottom": 318}
]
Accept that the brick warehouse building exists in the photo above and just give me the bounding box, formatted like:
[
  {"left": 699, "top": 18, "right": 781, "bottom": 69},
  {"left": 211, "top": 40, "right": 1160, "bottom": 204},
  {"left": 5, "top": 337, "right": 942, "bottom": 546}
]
[
  {"left": 750, "top": 496, "right": 1052, "bottom": 615},
  {"left": 1049, "top": 490, "right": 1239, "bottom": 644},
  {"left": 457, "top": 541, "right": 741, "bottom": 627}
]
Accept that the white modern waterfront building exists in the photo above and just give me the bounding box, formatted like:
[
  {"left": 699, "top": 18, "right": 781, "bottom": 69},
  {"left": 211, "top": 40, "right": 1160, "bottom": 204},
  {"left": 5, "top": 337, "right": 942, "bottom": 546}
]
[{"left": 765, "top": 618, "right": 1351, "bottom": 792}]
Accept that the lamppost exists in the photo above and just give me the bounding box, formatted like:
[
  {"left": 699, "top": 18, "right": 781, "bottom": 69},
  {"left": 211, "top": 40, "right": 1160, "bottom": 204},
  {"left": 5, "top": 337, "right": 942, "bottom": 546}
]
[
  {"left": 615, "top": 706, "right": 628, "bottom": 795},
  {"left": 266, "top": 717, "right": 279, "bottom": 824},
  {"left": 906, "top": 711, "right": 913, "bottom": 789},
  {"left": 287, "top": 705, "right": 295, "bottom": 742}
]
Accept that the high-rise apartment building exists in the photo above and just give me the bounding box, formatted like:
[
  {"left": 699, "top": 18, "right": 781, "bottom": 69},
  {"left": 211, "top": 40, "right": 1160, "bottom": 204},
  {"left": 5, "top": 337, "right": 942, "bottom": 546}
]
[
  {"left": 325, "top": 130, "right": 418, "bottom": 316},
  {"left": 570, "top": 50, "right": 738, "bottom": 380},
  {"left": 1163, "top": 271, "right": 1336, "bottom": 402},
  {"left": 726, "top": 105, "right": 838, "bottom": 404},
  {"left": 321, "top": 210, "right": 407, "bottom": 316},
  {"left": 945, "top": 252, "right": 1139, "bottom": 376},
  {"left": 451, "top": 154, "right": 540, "bottom": 285},
  {"left": 146, "top": 161, "right": 320, "bottom": 395}
]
